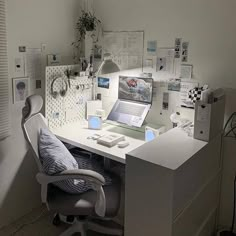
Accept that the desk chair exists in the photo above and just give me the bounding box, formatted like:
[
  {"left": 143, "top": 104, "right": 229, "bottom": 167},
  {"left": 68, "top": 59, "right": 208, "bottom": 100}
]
[{"left": 21, "top": 95, "right": 123, "bottom": 236}]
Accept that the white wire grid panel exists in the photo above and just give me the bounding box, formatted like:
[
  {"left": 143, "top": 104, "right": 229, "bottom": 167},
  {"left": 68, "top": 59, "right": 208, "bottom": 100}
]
[{"left": 45, "top": 65, "right": 92, "bottom": 129}]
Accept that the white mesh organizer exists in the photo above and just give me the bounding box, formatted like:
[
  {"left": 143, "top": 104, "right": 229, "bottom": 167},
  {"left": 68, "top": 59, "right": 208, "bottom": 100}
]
[{"left": 45, "top": 65, "right": 92, "bottom": 129}]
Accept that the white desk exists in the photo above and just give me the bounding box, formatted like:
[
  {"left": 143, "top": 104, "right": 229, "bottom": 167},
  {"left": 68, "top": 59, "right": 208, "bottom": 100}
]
[
  {"left": 52, "top": 121, "right": 146, "bottom": 164},
  {"left": 125, "top": 128, "right": 222, "bottom": 236},
  {"left": 52, "top": 120, "right": 222, "bottom": 235}
]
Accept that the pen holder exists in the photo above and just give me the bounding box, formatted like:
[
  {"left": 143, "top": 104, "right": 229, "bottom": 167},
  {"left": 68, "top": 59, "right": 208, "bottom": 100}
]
[{"left": 194, "top": 97, "right": 225, "bottom": 142}]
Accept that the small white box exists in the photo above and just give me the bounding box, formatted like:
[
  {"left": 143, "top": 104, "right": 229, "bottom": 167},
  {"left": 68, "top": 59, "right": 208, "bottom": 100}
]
[
  {"left": 86, "top": 100, "right": 102, "bottom": 119},
  {"left": 97, "top": 134, "right": 125, "bottom": 147}
]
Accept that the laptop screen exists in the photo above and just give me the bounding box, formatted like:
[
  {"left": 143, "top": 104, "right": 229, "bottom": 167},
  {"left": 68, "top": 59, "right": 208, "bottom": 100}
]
[{"left": 118, "top": 76, "right": 153, "bottom": 104}]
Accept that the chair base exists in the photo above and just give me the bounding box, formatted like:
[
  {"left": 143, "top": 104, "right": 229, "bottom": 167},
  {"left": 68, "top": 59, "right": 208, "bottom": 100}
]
[{"left": 59, "top": 218, "right": 123, "bottom": 236}]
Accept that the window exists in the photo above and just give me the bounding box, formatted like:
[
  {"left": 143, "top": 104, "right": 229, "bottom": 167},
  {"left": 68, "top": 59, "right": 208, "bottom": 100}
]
[{"left": 0, "top": 0, "right": 10, "bottom": 140}]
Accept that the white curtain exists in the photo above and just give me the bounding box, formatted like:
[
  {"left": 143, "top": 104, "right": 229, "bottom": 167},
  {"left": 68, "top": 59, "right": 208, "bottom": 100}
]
[{"left": 0, "top": 0, "right": 10, "bottom": 140}]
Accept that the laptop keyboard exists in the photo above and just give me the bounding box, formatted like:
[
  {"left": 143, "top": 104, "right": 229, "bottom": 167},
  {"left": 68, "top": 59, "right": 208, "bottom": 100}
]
[{"left": 115, "top": 102, "right": 145, "bottom": 117}]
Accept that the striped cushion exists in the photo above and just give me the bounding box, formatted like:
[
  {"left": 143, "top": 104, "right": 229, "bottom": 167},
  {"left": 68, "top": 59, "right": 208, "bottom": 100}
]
[
  {"left": 54, "top": 155, "right": 113, "bottom": 194},
  {"left": 39, "top": 128, "right": 78, "bottom": 174},
  {"left": 39, "top": 128, "right": 112, "bottom": 194}
]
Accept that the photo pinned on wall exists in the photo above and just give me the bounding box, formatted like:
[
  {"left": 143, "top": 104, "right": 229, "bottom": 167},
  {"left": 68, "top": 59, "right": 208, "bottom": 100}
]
[
  {"left": 147, "top": 40, "right": 157, "bottom": 55},
  {"left": 162, "top": 92, "right": 169, "bottom": 110},
  {"left": 140, "top": 72, "right": 153, "bottom": 78},
  {"left": 47, "top": 54, "right": 61, "bottom": 66},
  {"left": 168, "top": 78, "right": 181, "bottom": 92},
  {"left": 12, "top": 77, "right": 30, "bottom": 103},
  {"left": 156, "top": 48, "right": 175, "bottom": 73},
  {"left": 180, "top": 64, "right": 193, "bottom": 79},
  {"left": 182, "top": 56, "right": 188, "bottom": 62},
  {"left": 36, "top": 80, "right": 41, "bottom": 89},
  {"left": 156, "top": 57, "right": 167, "bottom": 71},
  {"left": 25, "top": 48, "right": 43, "bottom": 81},
  {"left": 145, "top": 58, "right": 154, "bottom": 68},
  {"left": 179, "top": 81, "right": 199, "bottom": 108},
  {"left": 174, "top": 38, "right": 182, "bottom": 58},
  {"left": 181, "top": 41, "right": 189, "bottom": 62},
  {"left": 97, "top": 77, "right": 110, "bottom": 89}
]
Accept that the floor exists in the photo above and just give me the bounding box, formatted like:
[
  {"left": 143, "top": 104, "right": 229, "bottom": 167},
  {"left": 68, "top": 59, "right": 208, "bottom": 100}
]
[
  {"left": 0, "top": 206, "right": 110, "bottom": 236},
  {"left": 0, "top": 166, "right": 125, "bottom": 236}
]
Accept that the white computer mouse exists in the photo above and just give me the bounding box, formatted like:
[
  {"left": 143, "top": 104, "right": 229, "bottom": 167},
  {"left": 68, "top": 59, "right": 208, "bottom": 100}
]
[
  {"left": 117, "top": 141, "right": 129, "bottom": 148},
  {"left": 92, "top": 134, "right": 101, "bottom": 140}
]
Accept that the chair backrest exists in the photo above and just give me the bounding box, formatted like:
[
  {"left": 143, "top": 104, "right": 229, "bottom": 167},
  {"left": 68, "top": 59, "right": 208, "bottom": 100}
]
[{"left": 22, "top": 95, "right": 48, "bottom": 172}]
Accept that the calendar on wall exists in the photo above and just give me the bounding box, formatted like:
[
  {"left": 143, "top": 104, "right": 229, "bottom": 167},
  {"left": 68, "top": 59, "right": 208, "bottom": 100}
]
[{"left": 103, "top": 31, "right": 144, "bottom": 71}]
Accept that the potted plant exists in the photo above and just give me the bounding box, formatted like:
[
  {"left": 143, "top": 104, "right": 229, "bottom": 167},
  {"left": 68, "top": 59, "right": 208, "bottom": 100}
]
[
  {"left": 72, "top": 10, "right": 102, "bottom": 63},
  {"left": 77, "top": 10, "right": 101, "bottom": 40}
]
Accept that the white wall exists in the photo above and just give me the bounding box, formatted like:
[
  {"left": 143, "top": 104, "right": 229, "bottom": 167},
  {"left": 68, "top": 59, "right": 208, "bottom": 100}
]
[
  {"left": 94, "top": 0, "right": 236, "bottom": 230},
  {"left": 94, "top": 0, "right": 236, "bottom": 128},
  {"left": 0, "top": 0, "right": 81, "bottom": 228},
  {"left": 1, "top": 0, "right": 235, "bottom": 229},
  {"left": 94, "top": 0, "right": 236, "bottom": 89}
]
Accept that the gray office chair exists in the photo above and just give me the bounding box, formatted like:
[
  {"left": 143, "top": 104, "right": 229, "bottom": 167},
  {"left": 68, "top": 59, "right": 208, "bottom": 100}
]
[{"left": 21, "top": 95, "right": 123, "bottom": 236}]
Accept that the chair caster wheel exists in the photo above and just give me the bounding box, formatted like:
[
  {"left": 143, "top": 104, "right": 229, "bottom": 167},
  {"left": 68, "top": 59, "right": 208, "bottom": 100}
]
[{"left": 53, "top": 214, "right": 61, "bottom": 226}]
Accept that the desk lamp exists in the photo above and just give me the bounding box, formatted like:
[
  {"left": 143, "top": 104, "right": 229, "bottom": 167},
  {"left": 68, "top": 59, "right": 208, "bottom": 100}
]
[
  {"left": 97, "top": 53, "right": 120, "bottom": 75},
  {"left": 90, "top": 53, "right": 120, "bottom": 99}
]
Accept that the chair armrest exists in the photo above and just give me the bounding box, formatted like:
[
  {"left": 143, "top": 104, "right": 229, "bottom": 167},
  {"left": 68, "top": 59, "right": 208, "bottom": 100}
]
[
  {"left": 60, "top": 169, "right": 105, "bottom": 184},
  {"left": 36, "top": 170, "right": 107, "bottom": 217},
  {"left": 36, "top": 169, "right": 105, "bottom": 186}
]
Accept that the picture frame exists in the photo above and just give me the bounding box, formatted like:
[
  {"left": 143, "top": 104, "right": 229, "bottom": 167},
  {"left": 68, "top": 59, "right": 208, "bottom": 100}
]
[
  {"left": 168, "top": 79, "right": 181, "bottom": 92},
  {"left": 180, "top": 64, "right": 193, "bottom": 79},
  {"left": 12, "top": 77, "right": 30, "bottom": 103},
  {"left": 97, "top": 77, "right": 110, "bottom": 89},
  {"left": 147, "top": 40, "right": 157, "bottom": 55},
  {"left": 156, "top": 48, "right": 175, "bottom": 73}
]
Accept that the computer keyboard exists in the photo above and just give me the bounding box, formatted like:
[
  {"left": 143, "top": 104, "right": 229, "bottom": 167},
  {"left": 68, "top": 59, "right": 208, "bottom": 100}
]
[{"left": 115, "top": 102, "right": 145, "bottom": 117}]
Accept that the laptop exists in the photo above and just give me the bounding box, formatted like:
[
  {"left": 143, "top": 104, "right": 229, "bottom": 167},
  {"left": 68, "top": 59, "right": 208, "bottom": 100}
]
[{"left": 107, "top": 76, "right": 153, "bottom": 128}]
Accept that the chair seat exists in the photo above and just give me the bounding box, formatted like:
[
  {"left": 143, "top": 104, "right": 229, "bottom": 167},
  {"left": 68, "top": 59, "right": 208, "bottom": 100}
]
[{"left": 47, "top": 181, "right": 121, "bottom": 218}]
